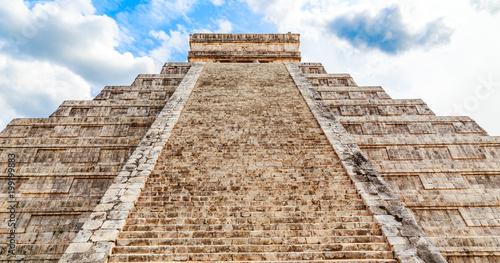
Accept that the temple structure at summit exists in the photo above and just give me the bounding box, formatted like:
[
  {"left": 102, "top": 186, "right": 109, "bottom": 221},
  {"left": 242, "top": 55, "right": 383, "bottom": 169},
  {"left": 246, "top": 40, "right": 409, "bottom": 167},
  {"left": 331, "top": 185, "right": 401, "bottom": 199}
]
[{"left": 1, "top": 33, "right": 499, "bottom": 263}]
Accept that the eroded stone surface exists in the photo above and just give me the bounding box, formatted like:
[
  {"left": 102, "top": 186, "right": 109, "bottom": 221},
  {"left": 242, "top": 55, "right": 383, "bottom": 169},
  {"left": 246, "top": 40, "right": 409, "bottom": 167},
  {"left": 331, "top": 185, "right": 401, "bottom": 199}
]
[
  {"left": 108, "top": 63, "right": 396, "bottom": 262},
  {"left": 0, "top": 63, "right": 193, "bottom": 262},
  {"left": 1, "top": 33, "right": 499, "bottom": 263},
  {"left": 299, "top": 62, "right": 500, "bottom": 262},
  {"left": 286, "top": 63, "right": 446, "bottom": 263},
  {"left": 57, "top": 63, "right": 205, "bottom": 263}
]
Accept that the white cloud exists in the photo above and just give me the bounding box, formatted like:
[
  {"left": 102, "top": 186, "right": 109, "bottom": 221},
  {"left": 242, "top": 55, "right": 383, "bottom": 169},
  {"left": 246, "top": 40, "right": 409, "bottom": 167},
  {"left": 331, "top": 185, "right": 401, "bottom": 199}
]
[
  {"left": 2, "top": 0, "right": 498, "bottom": 137},
  {"left": 216, "top": 19, "right": 232, "bottom": 33},
  {"left": 329, "top": 6, "right": 453, "bottom": 54},
  {"left": 243, "top": 0, "right": 500, "bottom": 135},
  {"left": 0, "top": 55, "right": 92, "bottom": 128},
  {"left": 210, "top": 0, "right": 226, "bottom": 6},
  {"left": 471, "top": 0, "right": 500, "bottom": 14},
  {"left": 1, "top": 0, "right": 156, "bottom": 85},
  {"left": 192, "top": 18, "right": 233, "bottom": 34},
  {"left": 0, "top": 0, "right": 156, "bottom": 130},
  {"left": 148, "top": 30, "right": 190, "bottom": 68}
]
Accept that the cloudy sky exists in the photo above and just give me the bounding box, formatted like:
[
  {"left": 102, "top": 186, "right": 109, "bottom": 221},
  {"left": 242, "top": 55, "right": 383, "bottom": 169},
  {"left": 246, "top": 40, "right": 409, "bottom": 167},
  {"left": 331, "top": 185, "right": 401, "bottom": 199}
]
[{"left": 1, "top": 0, "right": 499, "bottom": 135}]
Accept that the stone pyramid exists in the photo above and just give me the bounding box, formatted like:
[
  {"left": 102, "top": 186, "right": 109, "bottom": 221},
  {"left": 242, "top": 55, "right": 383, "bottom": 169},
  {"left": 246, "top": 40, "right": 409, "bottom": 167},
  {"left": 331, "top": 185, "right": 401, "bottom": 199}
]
[{"left": 1, "top": 33, "right": 499, "bottom": 263}]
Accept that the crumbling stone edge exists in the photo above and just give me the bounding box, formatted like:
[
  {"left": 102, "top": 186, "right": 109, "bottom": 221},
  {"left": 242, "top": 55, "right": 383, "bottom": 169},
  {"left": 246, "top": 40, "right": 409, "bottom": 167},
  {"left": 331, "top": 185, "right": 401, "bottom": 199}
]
[
  {"left": 58, "top": 62, "right": 206, "bottom": 263},
  {"left": 285, "top": 63, "right": 447, "bottom": 263}
]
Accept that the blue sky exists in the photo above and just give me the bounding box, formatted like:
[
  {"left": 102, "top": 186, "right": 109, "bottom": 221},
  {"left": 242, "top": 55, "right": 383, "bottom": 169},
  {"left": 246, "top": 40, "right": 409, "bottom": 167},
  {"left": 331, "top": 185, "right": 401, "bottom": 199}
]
[
  {"left": 1, "top": 0, "right": 500, "bottom": 135},
  {"left": 93, "top": 0, "right": 277, "bottom": 61}
]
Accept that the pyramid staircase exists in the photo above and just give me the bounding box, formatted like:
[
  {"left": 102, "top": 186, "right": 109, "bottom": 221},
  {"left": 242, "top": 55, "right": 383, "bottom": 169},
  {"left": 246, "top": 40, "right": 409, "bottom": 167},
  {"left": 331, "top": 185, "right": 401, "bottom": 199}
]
[{"left": 108, "top": 63, "right": 396, "bottom": 262}]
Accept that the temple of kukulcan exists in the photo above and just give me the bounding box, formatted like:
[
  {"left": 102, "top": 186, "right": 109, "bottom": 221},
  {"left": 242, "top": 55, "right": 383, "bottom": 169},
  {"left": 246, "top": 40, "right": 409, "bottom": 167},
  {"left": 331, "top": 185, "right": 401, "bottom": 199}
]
[{"left": 1, "top": 33, "right": 499, "bottom": 263}]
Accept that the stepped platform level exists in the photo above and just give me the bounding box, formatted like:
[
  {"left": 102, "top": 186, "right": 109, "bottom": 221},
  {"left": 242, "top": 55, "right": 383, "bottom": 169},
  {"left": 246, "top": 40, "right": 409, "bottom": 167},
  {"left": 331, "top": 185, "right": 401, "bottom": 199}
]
[{"left": 0, "top": 33, "right": 498, "bottom": 263}]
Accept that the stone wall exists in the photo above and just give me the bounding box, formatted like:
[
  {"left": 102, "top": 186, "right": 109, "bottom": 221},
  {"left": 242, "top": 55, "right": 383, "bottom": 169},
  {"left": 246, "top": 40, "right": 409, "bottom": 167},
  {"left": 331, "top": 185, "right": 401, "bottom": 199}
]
[
  {"left": 108, "top": 63, "right": 396, "bottom": 262},
  {"left": 0, "top": 63, "right": 191, "bottom": 262},
  {"left": 300, "top": 62, "right": 500, "bottom": 263},
  {"left": 188, "top": 33, "right": 301, "bottom": 63},
  {"left": 1, "top": 33, "right": 499, "bottom": 263}
]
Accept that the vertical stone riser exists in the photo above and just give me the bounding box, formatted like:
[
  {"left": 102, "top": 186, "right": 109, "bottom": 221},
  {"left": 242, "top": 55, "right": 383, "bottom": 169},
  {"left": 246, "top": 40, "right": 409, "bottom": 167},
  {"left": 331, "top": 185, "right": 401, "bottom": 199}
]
[
  {"left": 0, "top": 65, "right": 191, "bottom": 262},
  {"left": 286, "top": 62, "right": 447, "bottom": 263}
]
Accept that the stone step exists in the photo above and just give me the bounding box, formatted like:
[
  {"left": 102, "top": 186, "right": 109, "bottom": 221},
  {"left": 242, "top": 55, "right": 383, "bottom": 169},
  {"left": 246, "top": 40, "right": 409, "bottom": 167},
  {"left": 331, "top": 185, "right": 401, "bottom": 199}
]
[
  {"left": 316, "top": 86, "right": 385, "bottom": 92},
  {"left": 133, "top": 199, "right": 363, "bottom": 208},
  {"left": 117, "top": 228, "right": 383, "bottom": 239},
  {"left": 93, "top": 93, "right": 174, "bottom": 101},
  {"left": 108, "top": 251, "right": 394, "bottom": 262},
  {"left": 122, "top": 222, "right": 379, "bottom": 232},
  {"left": 59, "top": 99, "right": 167, "bottom": 107},
  {"left": 373, "top": 161, "right": 500, "bottom": 174},
  {"left": 146, "top": 174, "right": 349, "bottom": 181},
  {"left": 7, "top": 116, "right": 157, "bottom": 126},
  {"left": 126, "top": 210, "right": 372, "bottom": 219},
  {"left": 135, "top": 73, "right": 186, "bottom": 79},
  {"left": 136, "top": 194, "right": 362, "bottom": 202},
  {"left": 116, "top": 236, "right": 386, "bottom": 247},
  {"left": 98, "top": 86, "right": 178, "bottom": 94},
  {"left": 139, "top": 189, "right": 358, "bottom": 197},
  {"left": 147, "top": 173, "right": 347, "bottom": 179},
  {"left": 0, "top": 244, "right": 67, "bottom": 262},
  {"left": 147, "top": 173, "right": 348, "bottom": 180},
  {"left": 153, "top": 151, "right": 337, "bottom": 156},
  {"left": 317, "top": 87, "right": 391, "bottom": 101},
  {"left": 152, "top": 173, "right": 346, "bottom": 180},
  {"left": 112, "top": 243, "right": 391, "bottom": 254},
  {"left": 144, "top": 179, "right": 352, "bottom": 186},
  {"left": 108, "top": 260, "right": 397, "bottom": 263},
  {"left": 140, "top": 185, "right": 356, "bottom": 192},
  {"left": 136, "top": 192, "right": 359, "bottom": 200},
  {"left": 6, "top": 164, "right": 121, "bottom": 176},
  {"left": 142, "top": 181, "right": 352, "bottom": 188},
  {"left": 130, "top": 204, "right": 367, "bottom": 213},
  {"left": 124, "top": 215, "right": 376, "bottom": 226},
  {"left": 353, "top": 134, "right": 500, "bottom": 147},
  {"left": 325, "top": 99, "right": 426, "bottom": 107},
  {"left": 339, "top": 115, "right": 487, "bottom": 136},
  {"left": 0, "top": 133, "right": 140, "bottom": 144},
  {"left": 109, "top": 63, "right": 394, "bottom": 262},
  {"left": 325, "top": 99, "right": 433, "bottom": 117}
]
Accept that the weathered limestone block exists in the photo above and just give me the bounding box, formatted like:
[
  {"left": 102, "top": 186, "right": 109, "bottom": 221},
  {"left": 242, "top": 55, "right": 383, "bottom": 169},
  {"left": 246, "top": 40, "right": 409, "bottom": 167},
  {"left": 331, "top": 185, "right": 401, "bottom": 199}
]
[
  {"left": 19, "top": 177, "right": 74, "bottom": 194},
  {"left": 420, "top": 147, "right": 453, "bottom": 160},
  {"left": 87, "top": 107, "right": 111, "bottom": 117},
  {"left": 416, "top": 104, "right": 435, "bottom": 115},
  {"left": 319, "top": 91, "right": 342, "bottom": 99},
  {"left": 100, "top": 125, "right": 129, "bottom": 137},
  {"left": 386, "top": 124, "right": 411, "bottom": 134},
  {"left": 362, "top": 122, "right": 388, "bottom": 134},
  {"left": 0, "top": 125, "right": 31, "bottom": 138},
  {"left": 378, "top": 105, "right": 403, "bottom": 115},
  {"left": 458, "top": 207, "right": 500, "bottom": 227},
  {"left": 348, "top": 91, "right": 368, "bottom": 99},
  {"left": 407, "top": 123, "right": 435, "bottom": 134},
  {"left": 298, "top": 63, "right": 327, "bottom": 74},
  {"left": 453, "top": 121, "right": 486, "bottom": 134},
  {"left": 418, "top": 173, "right": 468, "bottom": 190},
  {"left": 340, "top": 106, "right": 364, "bottom": 116},
  {"left": 51, "top": 125, "right": 80, "bottom": 137},
  {"left": 387, "top": 146, "right": 423, "bottom": 160},
  {"left": 79, "top": 126, "right": 102, "bottom": 137},
  {"left": 448, "top": 144, "right": 487, "bottom": 159}
]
